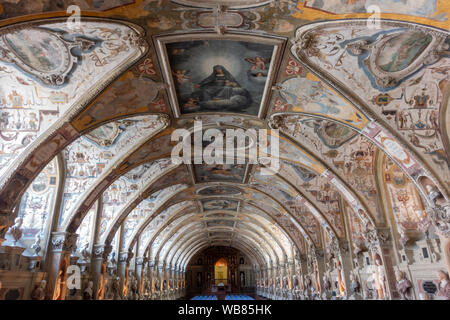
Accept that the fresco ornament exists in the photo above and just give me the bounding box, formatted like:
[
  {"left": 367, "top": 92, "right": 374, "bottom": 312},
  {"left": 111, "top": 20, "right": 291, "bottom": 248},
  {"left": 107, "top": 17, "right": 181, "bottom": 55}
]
[
  {"left": 277, "top": 115, "right": 358, "bottom": 148},
  {"left": 0, "top": 27, "right": 95, "bottom": 86},
  {"left": 272, "top": 99, "right": 289, "bottom": 112},
  {"left": 60, "top": 115, "right": 166, "bottom": 227},
  {"left": 199, "top": 10, "right": 243, "bottom": 31},
  {"left": 304, "top": 0, "right": 447, "bottom": 21},
  {"left": 272, "top": 114, "right": 382, "bottom": 221},
  {"left": 342, "top": 28, "right": 447, "bottom": 90},
  {"left": 285, "top": 57, "right": 303, "bottom": 76},
  {"left": 0, "top": 19, "right": 148, "bottom": 213},
  {"left": 382, "top": 156, "right": 423, "bottom": 231},
  {"left": 18, "top": 158, "right": 58, "bottom": 243},
  {"left": 85, "top": 122, "right": 123, "bottom": 147},
  {"left": 278, "top": 76, "right": 368, "bottom": 129},
  {"left": 72, "top": 73, "right": 165, "bottom": 131},
  {"left": 249, "top": 170, "right": 325, "bottom": 245},
  {"left": 292, "top": 20, "right": 450, "bottom": 193},
  {"left": 137, "top": 57, "right": 157, "bottom": 76}
]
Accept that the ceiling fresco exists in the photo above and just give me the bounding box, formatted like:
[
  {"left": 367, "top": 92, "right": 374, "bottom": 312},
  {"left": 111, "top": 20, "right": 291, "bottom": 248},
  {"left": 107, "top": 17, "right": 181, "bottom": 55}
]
[
  {"left": 166, "top": 39, "right": 273, "bottom": 115},
  {"left": 291, "top": 20, "right": 450, "bottom": 197},
  {"left": 0, "top": 0, "right": 449, "bottom": 283},
  {"left": 194, "top": 164, "right": 246, "bottom": 183},
  {"left": 0, "top": 19, "right": 146, "bottom": 192}
]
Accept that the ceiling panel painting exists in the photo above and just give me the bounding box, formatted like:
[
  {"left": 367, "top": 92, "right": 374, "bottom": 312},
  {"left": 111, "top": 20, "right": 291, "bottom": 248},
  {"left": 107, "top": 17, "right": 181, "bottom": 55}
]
[
  {"left": 201, "top": 199, "right": 239, "bottom": 211},
  {"left": 194, "top": 164, "right": 246, "bottom": 183},
  {"left": 156, "top": 33, "right": 286, "bottom": 118},
  {"left": 166, "top": 39, "right": 272, "bottom": 116},
  {"left": 196, "top": 185, "right": 243, "bottom": 196},
  {"left": 206, "top": 219, "right": 235, "bottom": 229}
]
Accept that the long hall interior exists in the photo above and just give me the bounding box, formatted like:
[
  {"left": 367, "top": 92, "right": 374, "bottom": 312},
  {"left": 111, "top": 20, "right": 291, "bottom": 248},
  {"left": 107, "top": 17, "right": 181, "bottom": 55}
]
[{"left": 0, "top": 0, "right": 449, "bottom": 301}]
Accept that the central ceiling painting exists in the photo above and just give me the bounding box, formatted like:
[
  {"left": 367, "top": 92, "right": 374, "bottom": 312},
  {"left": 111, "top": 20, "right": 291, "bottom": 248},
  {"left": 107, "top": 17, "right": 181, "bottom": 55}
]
[
  {"left": 157, "top": 33, "right": 286, "bottom": 117},
  {"left": 194, "top": 164, "right": 246, "bottom": 183},
  {"left": 167, "top": 39, "right": 273, "bottom": 116}
]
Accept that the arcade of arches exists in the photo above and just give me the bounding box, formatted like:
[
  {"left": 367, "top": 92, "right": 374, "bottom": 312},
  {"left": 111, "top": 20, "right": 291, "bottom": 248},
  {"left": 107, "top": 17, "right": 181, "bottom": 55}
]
[{"left": 0, "top": 0, "right": 449, "bottom": 301}]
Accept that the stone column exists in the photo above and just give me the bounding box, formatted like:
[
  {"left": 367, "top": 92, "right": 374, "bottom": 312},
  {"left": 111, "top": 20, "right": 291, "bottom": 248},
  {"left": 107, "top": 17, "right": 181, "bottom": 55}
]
[
  {"left": 145, "top": 260, "right": 152, "bottom": 299},
  {"left": 287, "top": 259, "right": 295, "bottom": 299},
  {"left": 142, "top": 257, "right": 149, "bottom": 296},
  {"left": 272, "top": 263, "right": 278, "bottom": 299},
  {"left": 339, "top": 240, "right": 353, "bottom": 297},
  {"left": 363, "top": 225, "right": 394, "bottom": 300},
  {"left": 135, "top": 257, "right": 144, "bottom": 295},
  {"left": 255, "top": 268, "right": 260, "bottom": 295},
  {"left": 279, "top": 262, "right": 287, "bottom": 299},
  {"left": 174, "top": 267, "right": 179, "bottom": 298},
  {"left": 118, "top": 251, "right": 133, "bottom": 299},
  {"left": 293, "top": 258, "right": 303, "bottom": 299},
  {"left": 87, "top": 196, "right": 104, "bottom": 300},
  {"left": 165, "top": 264, "right": 171, "bottom": 299},
  {"left": 158, "top": 262, "right": 165, "bottom": 299},
  {"left": 47, "top": 232, "right": 78, "bottom": 300},
  {"left": 149, "top": 260, "right": 155, "bottom": 297},
  {"left": 167, "top": 265, "right": 172, "bottom": 297},
  {"left": 328, "top": 239, "right": 352, "bottom": 298},
  {"left": 93, "top": 244, "right": 112, "bottom": 300},
  {"left": 263, "top": 267, "right": 268, "bottom": 297},
  {"left": 259, "top": 269, "right": 263, "bottom": 295},
  {"left": 181, "top": 268, "right": 186, "bottom": 294},
  {"left": 173, "top": 266, "right": 177, "bottom": 290},
  {"left": 304, "top": 250, "right": 315, "bottom": 299},
  {"left": 312, "top": 249, "right": 325, "bottom": 298},
  {"left": 153, "top": 263, "right": 160, "bottom": 298},
  {"left": 273, "top": 264, "right": 280, "bottom": 299},
  {"left": 267, "top": 265, "right": 273, "bottom": 299},
  {"left": 171, "top": 266, "right": 177, "bottom": 299}
]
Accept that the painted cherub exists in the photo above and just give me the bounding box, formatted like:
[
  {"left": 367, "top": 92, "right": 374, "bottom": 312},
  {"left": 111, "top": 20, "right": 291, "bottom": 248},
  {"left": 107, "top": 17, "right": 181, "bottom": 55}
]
[
  {"left": 245, "top": 56, "right": 269, "bottom": 71},
  {"left": 172, "top": 70, "right": 190, "bottom": 84},
  {"left": 183, "top": 97, "right": 199, "bottom": 109}
]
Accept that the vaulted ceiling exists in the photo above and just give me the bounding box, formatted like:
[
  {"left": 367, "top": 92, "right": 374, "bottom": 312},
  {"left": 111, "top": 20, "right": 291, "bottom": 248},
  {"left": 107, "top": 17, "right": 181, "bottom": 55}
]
[{"left": 0, "top": 0, "right": 449, "bottom": 270}]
